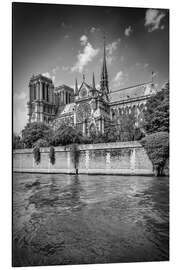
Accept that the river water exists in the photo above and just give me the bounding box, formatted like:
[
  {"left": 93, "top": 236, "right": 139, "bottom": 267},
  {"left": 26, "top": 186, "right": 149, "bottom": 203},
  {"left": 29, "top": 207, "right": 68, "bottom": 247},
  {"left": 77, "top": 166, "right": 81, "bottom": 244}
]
[{"left": 13, "top": 173, "right": 169, "bottom": 266}]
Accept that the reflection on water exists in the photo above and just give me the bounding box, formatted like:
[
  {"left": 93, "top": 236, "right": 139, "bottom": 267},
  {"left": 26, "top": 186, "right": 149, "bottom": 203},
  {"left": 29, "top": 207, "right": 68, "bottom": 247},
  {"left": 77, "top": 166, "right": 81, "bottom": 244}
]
[{"left": 13, "top": 173, "right": 169, "bottom": 266}]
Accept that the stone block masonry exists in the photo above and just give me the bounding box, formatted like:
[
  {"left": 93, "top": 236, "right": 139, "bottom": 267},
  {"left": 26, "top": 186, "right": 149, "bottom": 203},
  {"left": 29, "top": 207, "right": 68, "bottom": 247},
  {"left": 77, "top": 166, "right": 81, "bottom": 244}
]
[{"left": 13, "top": 141, "right": 153, "bottom": 175}]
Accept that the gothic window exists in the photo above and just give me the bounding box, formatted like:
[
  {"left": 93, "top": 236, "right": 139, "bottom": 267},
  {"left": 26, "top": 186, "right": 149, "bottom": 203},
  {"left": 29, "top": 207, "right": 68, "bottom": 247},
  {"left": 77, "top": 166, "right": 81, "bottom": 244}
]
[
  {"left": 76, "top": 102, "right": 91, "bottom": 123},
  {"left": 34, "top": 85, "right": 36, "bottom": 100},
  {"left": 80, "top": 87, "right": 87, "bottom": 98},
  {"left": 38, "top": 83, "right": 40, "bottom": 100},
  {"left": 42, "top": 83, "right": 45, "bottom": 100},
  {"left": 89, "top": 123, "right": 96, "bottom": 136},
  {"left": 46, "top": 85, "right": 49, "bottom": 102},
  {"left": 66, "top": 92, "right": 68, "bottom": 104}
]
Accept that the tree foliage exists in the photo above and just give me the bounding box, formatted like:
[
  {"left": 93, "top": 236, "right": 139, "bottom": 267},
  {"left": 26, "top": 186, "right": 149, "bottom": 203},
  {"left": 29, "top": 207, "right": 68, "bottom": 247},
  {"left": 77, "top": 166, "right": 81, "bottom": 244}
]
[
  {"left": 141, "top": 132, "right": 169, "bottom": 176},
  {"left": 13, "top": 133, "right": 24, "bottom": 149},
  {"left": 21, "top": 122, "right": 53, "bottom": 148},
  {"left": 144, "top": 82, "right": 169, "bottom": 134},
  {"left": 33, "top": 138, "right": 50, "bottom": 148},
  {"left": 51, "top": 125, "right": 85, "bottom": 146}
]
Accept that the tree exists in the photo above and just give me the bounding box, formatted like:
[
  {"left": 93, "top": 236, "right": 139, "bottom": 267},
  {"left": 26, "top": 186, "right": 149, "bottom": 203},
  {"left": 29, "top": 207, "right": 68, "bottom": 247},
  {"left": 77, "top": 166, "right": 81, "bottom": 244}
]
[
  {"left": 144, "top": 82, "right": 169, "bottom": 134},
  {"left": 51, "top": 125, "right": 85, "bottom": 146},
  {"left": 13, "top": 133, "right": 23, "bottom": 149},
  {"left": 104, "top": 113, "right": 144, "bottom": 143},
  {"left": 141, "top": 132, "right": 169, "bottom": 176},
  {"left": 21, "top": 122, "right": 53, "bottom": 148}
]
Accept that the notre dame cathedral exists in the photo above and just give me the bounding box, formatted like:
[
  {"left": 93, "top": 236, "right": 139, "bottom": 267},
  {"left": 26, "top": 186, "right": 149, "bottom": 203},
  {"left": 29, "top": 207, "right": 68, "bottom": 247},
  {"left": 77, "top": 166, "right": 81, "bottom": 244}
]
[{"left": 27, "top": 40, "right": 156, "bottom": 136}]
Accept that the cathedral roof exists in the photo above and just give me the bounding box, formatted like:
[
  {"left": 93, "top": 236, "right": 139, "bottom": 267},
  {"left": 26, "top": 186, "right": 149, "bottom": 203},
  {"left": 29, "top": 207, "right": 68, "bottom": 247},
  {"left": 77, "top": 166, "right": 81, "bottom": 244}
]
[
  {"left": 109, "top": 82, "right": 156, "bottom": 104},
  {"left": 55, "top": 84, "right": 74, "bottom": 92},
  {"left": 56, "top": 103, "right": 76, "bottom": 117}
]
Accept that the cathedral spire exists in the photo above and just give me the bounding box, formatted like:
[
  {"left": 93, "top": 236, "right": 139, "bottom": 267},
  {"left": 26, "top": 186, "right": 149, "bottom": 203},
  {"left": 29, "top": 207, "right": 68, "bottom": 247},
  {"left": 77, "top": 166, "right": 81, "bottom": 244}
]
[
  {"left": 100, "top": 35, "right": 109, "bottom": 94},
  {"left": 92, "top": 72, "right": 96, "bottom": 89},
  {"left": 75, "top": 78, "right": 78, "bottom": 95}
]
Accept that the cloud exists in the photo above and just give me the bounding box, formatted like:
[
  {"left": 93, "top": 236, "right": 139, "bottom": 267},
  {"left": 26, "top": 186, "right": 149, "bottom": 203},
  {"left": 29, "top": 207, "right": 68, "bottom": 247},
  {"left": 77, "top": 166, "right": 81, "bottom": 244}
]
[
  {"left": 106, "top": 38, "right": 121, "bottom": 65},
  {"left": 71, "top": 36, "right": 99, "bottom": 73},
  {"left": 13, "top": 107, "right": 27, "bottom": 134},
  {"left": 62, "top": 66, "right": 69, "bottom": 71},
  {"left": 14, "top": 91, "right": 27, "bottom": 101},
  {"left": 107, "top": 40, "right": 119, "bottom": 55},
  {"left": 124, "top": 26, "right": 133, "bottom": 37},
  {"left": 61, "top": 21, "right": 72, "bottom": 29},
  {"left": 90, "top": 27, "right": 100, "bottom": 33},
  {"left": 145, "top": 9, "right": 166, "bottom": 32},
  {"left": 106, "top": 56, "right": 113, "bottom": 65},
  {"left": 135, "top": 62, "right": 141, "bottom": 67},
  {"left": 114, "top": 71, "right": 124, "bottom": 82},
  {"left": 80, "top": 35, "right": 88, "bottom": 46},
  {"left": 144, "top": 63, "right": 149, "bottom": 68},
  {"left": 64, "top": 34, "right": 69, "bottom": 39},
  {"left": 42, "top": 72, "right": 51, "bottom": 78},
  {"left": 90, "top": 27, "right": 96, "bottom": 33},
  {"left": 113, "top": 70, "right": 128, "bottom": 88},
  {"left": 52, "top": 66, "right": 59, "bottom": 74}
]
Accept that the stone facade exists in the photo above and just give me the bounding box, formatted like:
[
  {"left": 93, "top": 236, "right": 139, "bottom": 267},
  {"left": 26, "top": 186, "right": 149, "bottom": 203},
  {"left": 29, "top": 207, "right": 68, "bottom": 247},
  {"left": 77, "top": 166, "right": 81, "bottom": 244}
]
[
  {"left": 27, "top": 40, "right": 156, "bottom": 135},
  {"left": 13, "top": 142, "right": 153, "bottom": 175}
]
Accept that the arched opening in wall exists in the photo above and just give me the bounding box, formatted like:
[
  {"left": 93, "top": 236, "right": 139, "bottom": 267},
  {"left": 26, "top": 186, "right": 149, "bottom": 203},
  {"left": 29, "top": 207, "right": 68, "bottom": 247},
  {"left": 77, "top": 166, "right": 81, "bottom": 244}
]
[
  {"left": 118, "top": 108, "right": 122, "bottom": 116},
  {"left": 124, "top": 106, "right": 128, "bottom": 115},
  {"left": 131, "top": 105, "right": 136, "bottom": 117}
]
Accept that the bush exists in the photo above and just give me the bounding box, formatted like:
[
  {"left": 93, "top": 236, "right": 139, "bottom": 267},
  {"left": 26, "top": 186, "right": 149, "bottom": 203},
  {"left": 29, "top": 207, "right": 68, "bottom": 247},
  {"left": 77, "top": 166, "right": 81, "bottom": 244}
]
[
  {"left": 33, "top": 138, "right": 50, "bottom": 148},
  {"left": 141, "top": 132, "right": 169, "bottom": 176},
  {"left": 49, "top": 146, "right": 55, "bottom": 165},
  {"left": 33, "top": 146, "right": 41, "bottom": 165}
]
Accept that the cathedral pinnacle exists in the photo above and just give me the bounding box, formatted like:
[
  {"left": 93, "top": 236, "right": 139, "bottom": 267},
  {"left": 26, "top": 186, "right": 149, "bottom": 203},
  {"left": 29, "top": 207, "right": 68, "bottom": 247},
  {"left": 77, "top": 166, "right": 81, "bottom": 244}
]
[
  {"left": 100, "top": 36, "right": 109, "bottom": 94},
  {"left": 75, "top": 78, "right": 78, "bottom": 95}
]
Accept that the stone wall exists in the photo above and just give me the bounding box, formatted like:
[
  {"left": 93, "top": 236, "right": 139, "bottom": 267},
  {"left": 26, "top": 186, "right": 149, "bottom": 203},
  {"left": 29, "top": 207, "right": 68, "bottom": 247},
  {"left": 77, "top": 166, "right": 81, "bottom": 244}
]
[{"left": 13, "top": 141, "right": 153, "bottom": 175}]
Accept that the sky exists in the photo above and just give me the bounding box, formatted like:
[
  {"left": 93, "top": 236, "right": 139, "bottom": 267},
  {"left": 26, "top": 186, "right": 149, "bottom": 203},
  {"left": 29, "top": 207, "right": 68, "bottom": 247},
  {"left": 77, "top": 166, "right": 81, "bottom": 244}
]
[{"left": 13, "top": 3, "right": 169, "bottom": 134}]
